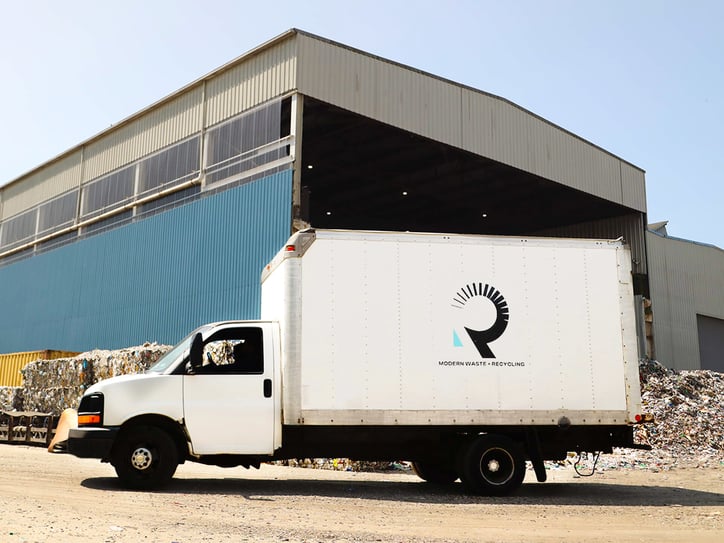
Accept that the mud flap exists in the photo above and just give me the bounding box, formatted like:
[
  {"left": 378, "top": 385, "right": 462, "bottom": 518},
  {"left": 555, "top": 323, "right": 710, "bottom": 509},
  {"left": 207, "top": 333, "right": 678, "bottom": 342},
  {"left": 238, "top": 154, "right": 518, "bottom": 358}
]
[
  {"left": 525, "top": 428, "right": 547, "bottom": 483},
  {"left": 48, "top": 408, "right": 77, "bottom": 453}
]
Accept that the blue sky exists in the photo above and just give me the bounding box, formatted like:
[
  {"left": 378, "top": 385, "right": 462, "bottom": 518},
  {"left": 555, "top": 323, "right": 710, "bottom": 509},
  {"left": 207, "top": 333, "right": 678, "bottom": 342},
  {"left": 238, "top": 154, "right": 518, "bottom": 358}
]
[{"left": 1, "top": 0, "right": 721, "bottom": 247}]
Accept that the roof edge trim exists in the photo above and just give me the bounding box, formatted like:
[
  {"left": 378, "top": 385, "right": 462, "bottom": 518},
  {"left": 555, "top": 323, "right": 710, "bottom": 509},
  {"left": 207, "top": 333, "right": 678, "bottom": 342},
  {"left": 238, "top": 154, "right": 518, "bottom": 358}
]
[{"left": 647, "top": 229, "right": 722, "bottom": 252}]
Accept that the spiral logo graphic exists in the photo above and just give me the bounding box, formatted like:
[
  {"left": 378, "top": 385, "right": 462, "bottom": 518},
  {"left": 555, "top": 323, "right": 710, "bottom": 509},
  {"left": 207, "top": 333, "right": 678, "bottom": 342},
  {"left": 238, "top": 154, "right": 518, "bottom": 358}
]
[{"left": 452, "top": 283, "right": 509, "bottom": 358}]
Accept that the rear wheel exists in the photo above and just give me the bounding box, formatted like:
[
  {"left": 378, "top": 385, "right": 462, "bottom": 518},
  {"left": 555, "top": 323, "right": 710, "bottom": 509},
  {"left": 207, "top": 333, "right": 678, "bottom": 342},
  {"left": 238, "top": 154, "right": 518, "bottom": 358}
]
[
  {"left": 111, "top": 425, "right": 178, "bottom": 490},
  {"left": 411, "top": 461, "right": 458, "bottom": 484},
  {"left": 457, "top": 434, "right": 525, "bottom": 496}
]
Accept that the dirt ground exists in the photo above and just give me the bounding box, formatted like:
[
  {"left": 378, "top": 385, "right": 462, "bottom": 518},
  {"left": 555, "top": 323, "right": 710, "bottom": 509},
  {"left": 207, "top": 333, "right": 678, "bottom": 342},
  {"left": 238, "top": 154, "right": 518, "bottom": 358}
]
[{"left": 0, "top": 444, "right": 721, "bottom": 543}]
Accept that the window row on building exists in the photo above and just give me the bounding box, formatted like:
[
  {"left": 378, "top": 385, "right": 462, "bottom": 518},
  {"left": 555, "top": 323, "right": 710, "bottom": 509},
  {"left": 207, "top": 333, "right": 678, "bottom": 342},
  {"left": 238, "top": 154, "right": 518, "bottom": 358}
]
[{"left": 0, "top": 99, "right": 290, "bottom": 262}]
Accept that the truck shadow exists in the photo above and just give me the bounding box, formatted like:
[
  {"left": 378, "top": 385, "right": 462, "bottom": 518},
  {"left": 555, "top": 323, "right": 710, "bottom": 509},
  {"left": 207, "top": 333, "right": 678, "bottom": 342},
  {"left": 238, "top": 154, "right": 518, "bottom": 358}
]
[{"left": 80, "top": 476, "right": 724, "bottom": 507}]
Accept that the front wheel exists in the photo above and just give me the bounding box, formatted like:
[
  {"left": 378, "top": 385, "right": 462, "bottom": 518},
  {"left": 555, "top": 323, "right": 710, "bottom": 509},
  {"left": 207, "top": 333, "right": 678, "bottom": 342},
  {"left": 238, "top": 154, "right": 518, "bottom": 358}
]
[
  {"left": 111, "top": 425, "right": 178, "bottom": 490},
  {"left": 457, "top": 434, "right": 526, "bottom": 496}
]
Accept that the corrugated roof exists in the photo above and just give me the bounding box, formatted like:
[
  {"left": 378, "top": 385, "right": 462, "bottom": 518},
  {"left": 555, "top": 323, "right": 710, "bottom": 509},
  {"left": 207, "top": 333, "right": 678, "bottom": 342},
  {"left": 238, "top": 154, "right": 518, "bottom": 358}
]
[{"left": 2, "top": 28, "right": 645, "bottom": 194}]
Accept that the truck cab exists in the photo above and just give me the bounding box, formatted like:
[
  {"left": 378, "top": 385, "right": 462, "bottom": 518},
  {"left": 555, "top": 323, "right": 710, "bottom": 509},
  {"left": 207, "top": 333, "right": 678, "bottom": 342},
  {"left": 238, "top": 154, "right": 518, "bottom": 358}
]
[{"left": 68, "top": 321, "right": 282, "bottom": 488}]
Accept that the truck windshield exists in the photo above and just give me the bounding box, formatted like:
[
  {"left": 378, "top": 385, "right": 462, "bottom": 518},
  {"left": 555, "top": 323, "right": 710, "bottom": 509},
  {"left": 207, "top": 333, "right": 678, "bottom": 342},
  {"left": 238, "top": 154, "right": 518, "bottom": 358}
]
[{"left": 146, "top": 331, "right": 196, "bottom": 374}]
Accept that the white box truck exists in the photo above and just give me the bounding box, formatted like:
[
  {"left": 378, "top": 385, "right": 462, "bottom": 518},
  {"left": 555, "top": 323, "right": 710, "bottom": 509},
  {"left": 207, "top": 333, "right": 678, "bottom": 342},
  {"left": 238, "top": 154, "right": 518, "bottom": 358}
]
[{"left": 68, "top": 229, "right": 651, "bottom": 495}]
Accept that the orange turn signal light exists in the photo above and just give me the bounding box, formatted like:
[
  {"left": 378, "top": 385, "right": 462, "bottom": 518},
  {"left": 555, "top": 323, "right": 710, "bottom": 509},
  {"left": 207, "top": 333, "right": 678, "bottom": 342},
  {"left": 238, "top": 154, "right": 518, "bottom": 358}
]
[{"left": 78, "top": 414, "right": 101, "bottom": 426}]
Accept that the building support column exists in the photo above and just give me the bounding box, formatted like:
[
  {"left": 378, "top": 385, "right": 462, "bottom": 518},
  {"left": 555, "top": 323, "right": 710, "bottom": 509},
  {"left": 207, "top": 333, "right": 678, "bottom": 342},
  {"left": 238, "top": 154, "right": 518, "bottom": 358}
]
[{"left": 290, "top": 93, "right": 308, "bottom": 232}]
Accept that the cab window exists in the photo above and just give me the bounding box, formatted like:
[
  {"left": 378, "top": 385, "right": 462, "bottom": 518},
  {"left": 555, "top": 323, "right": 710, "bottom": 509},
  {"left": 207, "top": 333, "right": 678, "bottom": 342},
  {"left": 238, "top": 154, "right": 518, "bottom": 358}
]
[{"left": 196, "top": 327, "right": 264, "bottom": 375}]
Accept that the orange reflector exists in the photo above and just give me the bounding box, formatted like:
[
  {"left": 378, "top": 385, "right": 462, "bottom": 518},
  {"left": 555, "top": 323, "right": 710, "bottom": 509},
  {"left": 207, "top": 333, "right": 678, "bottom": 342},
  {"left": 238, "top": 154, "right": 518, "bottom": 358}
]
[
  {"left": 285, "top": 244, "right": 296, "bottom": 252},
  {"left": 78, "top": 414, "right": 101, "bottom": 425}
]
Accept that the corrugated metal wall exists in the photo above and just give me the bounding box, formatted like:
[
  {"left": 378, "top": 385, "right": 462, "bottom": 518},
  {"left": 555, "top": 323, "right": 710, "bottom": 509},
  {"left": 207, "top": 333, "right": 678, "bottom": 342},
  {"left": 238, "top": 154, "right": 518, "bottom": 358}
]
[
  {"left": 82, "top": 88, "right": 204, "bottom": 182},
  {"left": 534, "top": 213, "right": 648, "bottom": 275},
  {"left": 295, "top": 32, "right": 647, "bottom": 213},
  {"left": 0, "top": 171, "right": 292, "bottom": 353},
  {"left": 1, "top": 152, "right": 82, "bottom": 219},
  {"left": 0, "top": 350, "right": 80, "bottom": 386},
  {"left": 646, "top": 231, "right": 724, "bottom": 370},
  {"left": 620, "top": 162, "right": 647, "bottom": 212},
  {"left": 205, "top": 38, "right": 297, "bottom": 127}
]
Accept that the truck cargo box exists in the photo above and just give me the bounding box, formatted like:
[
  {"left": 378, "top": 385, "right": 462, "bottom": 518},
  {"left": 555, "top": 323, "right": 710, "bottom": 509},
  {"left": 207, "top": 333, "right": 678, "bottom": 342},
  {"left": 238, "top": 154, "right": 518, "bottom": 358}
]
[{"left": 261, "top": 229, "right": 642, "bottom": 428}]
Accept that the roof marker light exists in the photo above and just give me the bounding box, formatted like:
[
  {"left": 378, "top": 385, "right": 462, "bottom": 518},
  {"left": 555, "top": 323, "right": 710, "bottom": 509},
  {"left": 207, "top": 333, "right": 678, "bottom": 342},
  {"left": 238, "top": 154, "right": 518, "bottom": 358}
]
[{"left": 285, "top": 245, "right": 296, "bottom": 252}]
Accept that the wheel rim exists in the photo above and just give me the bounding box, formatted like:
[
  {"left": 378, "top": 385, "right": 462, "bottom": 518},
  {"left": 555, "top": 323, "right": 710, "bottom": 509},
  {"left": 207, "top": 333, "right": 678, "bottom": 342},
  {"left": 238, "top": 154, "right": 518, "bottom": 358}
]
[
  {"left": 130, "top": 446, "right": 153, "bottom": 471},
  {"left": 478, "top": 447, "right": 515, "bottom": 485}
]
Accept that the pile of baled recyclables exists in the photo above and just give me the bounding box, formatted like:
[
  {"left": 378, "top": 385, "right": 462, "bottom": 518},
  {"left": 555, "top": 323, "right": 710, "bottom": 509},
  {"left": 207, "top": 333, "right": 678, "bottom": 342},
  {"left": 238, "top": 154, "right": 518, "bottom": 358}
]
[
  {"left": 1, "top": 347, "right": 721, "bottom": 473},
  {"left": 0, "top": 344, "right": 170, "bottom": 447}
]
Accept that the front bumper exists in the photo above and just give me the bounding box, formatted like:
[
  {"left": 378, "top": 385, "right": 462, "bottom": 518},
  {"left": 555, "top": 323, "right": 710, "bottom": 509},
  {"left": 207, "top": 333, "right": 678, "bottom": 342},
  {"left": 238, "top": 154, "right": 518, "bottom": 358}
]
[{"left": 68, "top": 427, "right": 119, "bottom": 460}]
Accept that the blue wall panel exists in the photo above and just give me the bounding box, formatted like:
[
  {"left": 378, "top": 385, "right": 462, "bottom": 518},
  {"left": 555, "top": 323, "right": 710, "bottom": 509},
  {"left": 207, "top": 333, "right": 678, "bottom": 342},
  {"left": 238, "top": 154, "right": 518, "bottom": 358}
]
[{"left": 0, "top": 171, "right": 292, "bottom": 352}]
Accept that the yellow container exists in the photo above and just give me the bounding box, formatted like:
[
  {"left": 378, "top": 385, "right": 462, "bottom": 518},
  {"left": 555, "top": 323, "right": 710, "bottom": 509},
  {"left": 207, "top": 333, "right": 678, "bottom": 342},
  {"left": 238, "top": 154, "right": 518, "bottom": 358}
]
[{"left": 0, "top": 350, "right": 80, "bottom": 387}]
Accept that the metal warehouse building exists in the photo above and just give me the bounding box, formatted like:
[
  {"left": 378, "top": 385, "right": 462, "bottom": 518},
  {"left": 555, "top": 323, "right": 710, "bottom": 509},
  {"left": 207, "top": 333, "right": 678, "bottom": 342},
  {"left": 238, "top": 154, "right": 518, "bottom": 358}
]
[{"left": 0, "top": 29, "right": 721, "bottom": 371}]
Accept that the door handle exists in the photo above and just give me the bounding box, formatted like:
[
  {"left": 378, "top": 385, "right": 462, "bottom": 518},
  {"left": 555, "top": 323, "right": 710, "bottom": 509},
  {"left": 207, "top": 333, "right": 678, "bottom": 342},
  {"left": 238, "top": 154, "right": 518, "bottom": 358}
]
[{"left": 263, "top": 378, "right": 272, "bottom": 398}]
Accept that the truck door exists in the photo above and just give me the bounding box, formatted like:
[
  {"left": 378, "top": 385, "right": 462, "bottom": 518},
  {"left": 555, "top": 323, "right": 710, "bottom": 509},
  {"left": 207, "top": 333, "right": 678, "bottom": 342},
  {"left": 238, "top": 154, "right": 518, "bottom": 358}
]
[{"left": 183, "top": 324, "right": 276, "bottom": 455}]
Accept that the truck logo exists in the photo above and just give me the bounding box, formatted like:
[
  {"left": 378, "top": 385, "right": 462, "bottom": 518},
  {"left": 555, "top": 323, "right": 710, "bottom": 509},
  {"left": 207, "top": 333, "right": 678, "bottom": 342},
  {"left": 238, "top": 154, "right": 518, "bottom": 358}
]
[{"left": 451, "top": 283, "right": 509, "bottom": 358}]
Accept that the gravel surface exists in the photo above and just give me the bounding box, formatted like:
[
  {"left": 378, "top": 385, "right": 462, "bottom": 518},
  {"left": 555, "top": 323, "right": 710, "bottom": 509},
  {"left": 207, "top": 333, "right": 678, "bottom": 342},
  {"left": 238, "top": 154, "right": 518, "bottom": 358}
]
[
  {"left": 0, "top": 445, "right": 722, "bottom": 543},
  {"left": 2, "top": 357, "right": 722, "bottom": 542}
]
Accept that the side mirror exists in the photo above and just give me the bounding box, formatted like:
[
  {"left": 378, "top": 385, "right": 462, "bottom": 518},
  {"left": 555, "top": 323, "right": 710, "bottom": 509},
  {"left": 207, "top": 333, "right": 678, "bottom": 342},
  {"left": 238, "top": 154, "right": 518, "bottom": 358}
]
[{"left": 189, "top": 333, "right": 204, "bottom": 370}]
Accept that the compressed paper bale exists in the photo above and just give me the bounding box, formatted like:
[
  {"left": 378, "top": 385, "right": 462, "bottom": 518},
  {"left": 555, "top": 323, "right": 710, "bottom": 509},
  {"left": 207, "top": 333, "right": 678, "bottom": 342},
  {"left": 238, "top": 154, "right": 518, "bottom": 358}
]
[
  {"left": 19, "top": 343, "right": 171, "bottom": 415},
  {"left": 91, "top": 343, "right": 171, "bottom": 381},
  {"left": 0, "top": 386, "right": 22, "bottom": 412},
  {"left": 20, "top": 357, "right": 88, "bottom": 413},
  {"left": 20, "top": 386, "right": 81, "bottom": 414},
  {"left": 0, "top": 387, "right": 12, "bottom": 411}
]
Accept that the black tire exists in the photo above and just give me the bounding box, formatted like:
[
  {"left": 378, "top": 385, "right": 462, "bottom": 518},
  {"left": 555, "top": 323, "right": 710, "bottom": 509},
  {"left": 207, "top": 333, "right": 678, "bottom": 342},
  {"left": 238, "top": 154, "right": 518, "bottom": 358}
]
[
  {"left": 457, "top": 434, "right": 525, "bottom": 496},
  {"left": 111, "top": 425, "right": 178, "bottom": 490},
  {"left": 411, "top": 461, "right": 459, "bottom": 484}
]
